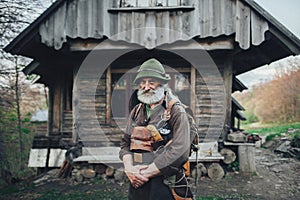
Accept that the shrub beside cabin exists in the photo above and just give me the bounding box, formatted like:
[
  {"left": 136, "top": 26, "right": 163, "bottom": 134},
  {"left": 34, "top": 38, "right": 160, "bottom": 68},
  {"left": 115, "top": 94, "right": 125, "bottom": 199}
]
[{"left": 4, "top": 0, "right": 300, "bottom": 173}]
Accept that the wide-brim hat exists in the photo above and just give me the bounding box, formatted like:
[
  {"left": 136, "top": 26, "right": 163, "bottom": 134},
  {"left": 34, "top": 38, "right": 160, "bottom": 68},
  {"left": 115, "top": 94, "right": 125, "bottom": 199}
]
[{"left": 134, "top": 58, "right": 171, "bottom": 84}]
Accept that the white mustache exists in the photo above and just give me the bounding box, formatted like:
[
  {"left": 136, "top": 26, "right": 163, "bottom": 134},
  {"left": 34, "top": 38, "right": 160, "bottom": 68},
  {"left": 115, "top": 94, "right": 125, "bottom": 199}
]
[{"left": 142, "top": 89, "right": 157, "bottom": 94}]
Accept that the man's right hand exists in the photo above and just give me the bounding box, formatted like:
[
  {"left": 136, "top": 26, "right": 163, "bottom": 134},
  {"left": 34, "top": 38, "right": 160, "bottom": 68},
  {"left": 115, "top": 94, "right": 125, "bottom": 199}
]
[
  {"left": 122, "top": 154, "right": 149, "bottom": 188},
  {"left": 125, "top": 165, "right": 149, "bottom": 188}
]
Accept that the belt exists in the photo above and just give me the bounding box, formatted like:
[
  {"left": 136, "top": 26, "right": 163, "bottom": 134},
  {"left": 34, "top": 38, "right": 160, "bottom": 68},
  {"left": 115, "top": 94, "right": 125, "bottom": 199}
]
[{"left": 133, "top": 151, "right": 155, "bottom": 165}]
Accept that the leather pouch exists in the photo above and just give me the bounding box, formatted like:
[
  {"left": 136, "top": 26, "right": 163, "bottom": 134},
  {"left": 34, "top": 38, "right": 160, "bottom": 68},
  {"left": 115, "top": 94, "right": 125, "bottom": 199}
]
[{"left": 130, "top": 126, "right": 153, "bottom": 151}]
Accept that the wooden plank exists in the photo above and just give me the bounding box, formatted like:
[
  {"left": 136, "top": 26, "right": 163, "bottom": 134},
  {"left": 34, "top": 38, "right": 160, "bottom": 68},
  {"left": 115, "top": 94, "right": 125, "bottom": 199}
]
[
  {"left": 70, "top": 37, "right": 234, "bottom": 51},
  {"left": 251, "top": 10, "right": 268, "bottom": 46},
  {"left": 48, "top": 149, "right": 67, "bottom": 167},
  {"left": 73, "top": 146, "right": 223, "bottom": 164},
  {"left": 28, "top": 149, "right": 48, "bottom": 167},
  {"left": 235, "top": 0, "right": 251, "bottom": 49}
]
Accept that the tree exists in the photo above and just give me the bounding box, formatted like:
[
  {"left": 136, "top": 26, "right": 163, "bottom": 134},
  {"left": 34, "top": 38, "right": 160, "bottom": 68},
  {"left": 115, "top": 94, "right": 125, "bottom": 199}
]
[
  {"left": 234, "top": 57, "right": 300, "bottom": 124},
  {"left": 0, "top": 0, "right": 51, "bottom": 182}
]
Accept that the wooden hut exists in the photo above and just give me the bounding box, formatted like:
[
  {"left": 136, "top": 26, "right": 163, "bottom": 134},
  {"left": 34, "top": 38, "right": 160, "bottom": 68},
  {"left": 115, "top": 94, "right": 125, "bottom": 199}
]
[{"left": 4, "top": 0, "right": 300, "bottom": 170}]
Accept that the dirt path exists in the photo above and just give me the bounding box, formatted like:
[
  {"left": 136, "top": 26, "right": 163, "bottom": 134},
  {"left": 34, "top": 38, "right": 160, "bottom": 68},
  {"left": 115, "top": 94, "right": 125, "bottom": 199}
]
[
  {"left": 1, "top": 148, "right": 299, "bottom": 199},
  {"left": 195, "top": 148, "right": 300, "bottom": 199}
]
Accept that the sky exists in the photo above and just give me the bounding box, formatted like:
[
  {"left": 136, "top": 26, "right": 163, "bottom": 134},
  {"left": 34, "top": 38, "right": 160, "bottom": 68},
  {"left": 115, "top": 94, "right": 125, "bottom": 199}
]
[
  {"left": 237, "top": 0, "right": 300, "bottom": 89},
  {"left": 254, "top": 0, "right": 300, "bottom": 38}
]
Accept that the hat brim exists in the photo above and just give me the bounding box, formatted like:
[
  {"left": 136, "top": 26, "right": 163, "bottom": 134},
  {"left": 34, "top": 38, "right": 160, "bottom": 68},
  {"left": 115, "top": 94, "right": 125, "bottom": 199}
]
[{"left": 134, "top": 71, "right": 170, "bottom": 84}]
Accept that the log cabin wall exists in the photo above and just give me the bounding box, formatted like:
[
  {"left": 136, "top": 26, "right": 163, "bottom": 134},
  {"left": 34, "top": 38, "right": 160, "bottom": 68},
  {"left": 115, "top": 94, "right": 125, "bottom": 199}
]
[
  {"left": 70, "top": 53, "right": 233, "bottom": 146},
  {"left": 195, "top": 56, "right": 232, "bottom": 142}
]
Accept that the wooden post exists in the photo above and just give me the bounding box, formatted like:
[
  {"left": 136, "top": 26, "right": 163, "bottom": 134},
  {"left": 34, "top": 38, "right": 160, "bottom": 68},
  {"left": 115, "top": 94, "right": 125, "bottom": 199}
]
[
  {"left": 48, "top": 86, "right": 53, "bottom": 136},
  {"left": 106, "top": 67, "right": 111, "bottom": 124},
  {"left": 190, "top": 66, "right": 196, "bottom": 113},
  {"left": 72, "top": 65, "right": 79, "bottom": 144},
  {"left": 52, "top": 82, "right": 62, "bottom": 133},
  {"left": 222, "top": 58, "right": 232, "bottom": 141},
  {"left": 238, "top": 144, "right": 256, "bottom": 175}
]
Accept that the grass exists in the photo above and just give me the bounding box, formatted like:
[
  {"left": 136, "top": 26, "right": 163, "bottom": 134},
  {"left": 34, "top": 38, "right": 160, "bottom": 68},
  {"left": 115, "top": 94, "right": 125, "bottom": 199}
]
[
  {"left": 243, "top": 122, "right": 300, "bottom": 142},
  {"left": 244, "top": 122, "right": 300, "bottom": 135},
  {"left": 0, "top": 183, "right": 128, "bottom": 200},
  {"left": 36, "top": 189, "right": 128, "bottom": 200},
  {"left": 0, "top": 185, "right": 20, "bottom": 195}
]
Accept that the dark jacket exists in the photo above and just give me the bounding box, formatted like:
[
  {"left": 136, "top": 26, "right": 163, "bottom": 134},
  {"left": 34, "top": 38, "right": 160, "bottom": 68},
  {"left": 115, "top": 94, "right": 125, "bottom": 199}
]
[{"left": 119, "top": 98, "right": 190, "bottom": 175}]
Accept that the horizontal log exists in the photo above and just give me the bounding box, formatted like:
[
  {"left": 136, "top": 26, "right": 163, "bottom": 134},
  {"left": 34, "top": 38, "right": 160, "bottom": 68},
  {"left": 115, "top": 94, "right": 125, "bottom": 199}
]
[{"left": 220, "top": 148, "right": 236, "bottom": 164}]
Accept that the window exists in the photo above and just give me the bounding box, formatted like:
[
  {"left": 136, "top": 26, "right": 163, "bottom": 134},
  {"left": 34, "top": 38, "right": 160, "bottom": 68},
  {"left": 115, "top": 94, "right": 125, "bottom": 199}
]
[
  {"left": 109, "top": 0, "right": 194, "bottom": 13},
  {"left": 111, "top": 72, "right": 136, "bottom": 118},
  {"left": 120, "top": 0, "right": 183, "bottom": 7}
]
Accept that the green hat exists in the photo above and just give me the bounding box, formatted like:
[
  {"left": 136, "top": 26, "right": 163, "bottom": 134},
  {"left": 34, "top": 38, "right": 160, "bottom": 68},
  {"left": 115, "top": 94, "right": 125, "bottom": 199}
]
[{"left": 134, "top": 58, "right": 171, "bottom": 84}]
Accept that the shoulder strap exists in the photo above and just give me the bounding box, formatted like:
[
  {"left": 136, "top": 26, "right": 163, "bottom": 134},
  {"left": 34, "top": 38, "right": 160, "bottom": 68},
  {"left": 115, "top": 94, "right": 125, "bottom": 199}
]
[
  {"left": 133, "top": 103, "right": 143, "bottom": 120},
  {"left": 164, "top": 99, "right": 179, "bottom": 121}
]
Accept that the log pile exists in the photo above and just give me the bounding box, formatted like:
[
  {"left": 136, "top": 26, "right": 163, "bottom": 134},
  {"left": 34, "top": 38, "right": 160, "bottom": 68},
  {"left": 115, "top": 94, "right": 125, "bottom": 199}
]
[
  {"left": 191, "top": 162, "right": 226, "bottom": 182},
  {"left": 70, "top": 163, "right": 126, "bottom": 184},
  {"left": 65, "top": 161, "right": 228, "bottom": 184}
]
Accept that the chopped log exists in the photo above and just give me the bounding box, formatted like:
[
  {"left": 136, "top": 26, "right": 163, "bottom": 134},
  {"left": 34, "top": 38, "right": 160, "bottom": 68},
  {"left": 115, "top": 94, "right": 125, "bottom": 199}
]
[
  {"left": 114, "top": 168, "right": 126, "bottom": 183},
  {"left": 191, "top": 163, "right": 207, "bottom": 179},
  {"left": 75, "top": 171, "right": 84, "bottom": 182},
  {"left": 95, "top": 164, "right": 106, "bottom": 175},
  {"left": 105, "top": 166, "right": 115, "bottom": 177},
  {"left": 198, "top": 163, "right": 207, "bottom": 175},
  {"left": 80, "top": 168, "right": 96, "bottom": 179},
  {"left": 220, "top": 148, "right": 236, "bottom": 164},
  {"left": 207, "top": 163, "right": 224, "bottom": 182},
  {"left": 191, "top": 169, "right": 201, "bottom": 181}
]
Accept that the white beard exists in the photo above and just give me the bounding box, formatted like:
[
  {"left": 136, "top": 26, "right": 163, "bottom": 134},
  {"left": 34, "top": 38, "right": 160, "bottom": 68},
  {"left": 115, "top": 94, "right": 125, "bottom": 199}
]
[{"left": 137, "top": 86, "right": 165, "bottom": 105}]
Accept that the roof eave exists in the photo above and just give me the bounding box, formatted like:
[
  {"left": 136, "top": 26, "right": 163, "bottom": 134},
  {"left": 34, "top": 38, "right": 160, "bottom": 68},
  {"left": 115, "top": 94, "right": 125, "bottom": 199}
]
[
  {"left": 242, "top": 0, "right": 300, "bottom": 54},
  {"left": 3, "top": 0, "right": 65, "bottom": 55}
]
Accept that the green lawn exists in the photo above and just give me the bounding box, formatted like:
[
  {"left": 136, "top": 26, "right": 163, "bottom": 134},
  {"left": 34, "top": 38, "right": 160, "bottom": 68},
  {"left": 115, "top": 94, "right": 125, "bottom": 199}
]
[
  {"left": 244, "top": 122, "right": 300, "bottom": 135},
  {"left": 243, "top": 122, "right": 300, "bottom": 142}
]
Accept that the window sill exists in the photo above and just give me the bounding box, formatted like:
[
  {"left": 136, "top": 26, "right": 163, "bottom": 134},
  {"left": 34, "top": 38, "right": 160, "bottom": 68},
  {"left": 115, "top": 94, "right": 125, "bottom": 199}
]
[{"left": 108, "top": 6, "right": 195, "bottom": 13}]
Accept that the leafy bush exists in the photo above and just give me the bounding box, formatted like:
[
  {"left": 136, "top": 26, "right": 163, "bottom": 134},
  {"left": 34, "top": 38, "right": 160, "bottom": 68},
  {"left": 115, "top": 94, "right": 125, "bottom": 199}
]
[
  {"left": 242, "top": 111, "right": 259, "bottom": 125},
  {"left": 227, "top": 160, "right": 239, "bottom": 172},
  {"left": 265, "top": 133, "right": 282, "bottom": 142}
]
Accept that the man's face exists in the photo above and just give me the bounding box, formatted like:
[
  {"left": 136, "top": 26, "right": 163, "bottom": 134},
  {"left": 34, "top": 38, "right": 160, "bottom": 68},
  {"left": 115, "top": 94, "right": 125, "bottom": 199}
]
[
  {"left": 137, "top": 78, "right": 165, "bottom": 104},
  {"left": 139, "top": 78, "right": 160, "bottom": 92}
]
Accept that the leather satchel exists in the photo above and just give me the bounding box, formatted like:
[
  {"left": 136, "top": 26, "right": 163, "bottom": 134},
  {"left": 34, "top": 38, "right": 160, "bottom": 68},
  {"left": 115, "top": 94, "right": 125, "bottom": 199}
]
[{"left": 130, "top": 126, "right": 153, "bottom": 152}]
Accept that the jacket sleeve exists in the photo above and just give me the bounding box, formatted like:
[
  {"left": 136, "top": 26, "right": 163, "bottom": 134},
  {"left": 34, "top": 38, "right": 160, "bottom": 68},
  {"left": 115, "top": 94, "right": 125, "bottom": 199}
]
[
  {"left": 118, "top": 105, "right": 138, "bottom": 161},
  {"left": 153, "top": 105, "right": 190, "bottom": 175}
]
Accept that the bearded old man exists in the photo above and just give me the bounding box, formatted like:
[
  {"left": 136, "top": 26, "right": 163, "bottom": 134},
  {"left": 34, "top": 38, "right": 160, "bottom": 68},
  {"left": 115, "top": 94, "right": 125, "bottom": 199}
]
[{"left": 119, "top": 58, "right": 194, "bottom": 200}]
